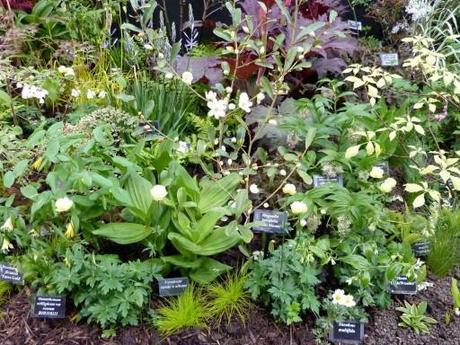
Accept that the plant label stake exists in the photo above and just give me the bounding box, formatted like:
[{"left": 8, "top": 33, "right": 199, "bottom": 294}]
[
  {"left": 158, "top": 277, "right": 189, "bottom": 297},
  {"left": 313, "top": 175, "right": 344, "bottom": 188},
  {"left": 347, "top": 20, "right": 362, "bottom": 31},
  {"left": 380, "top": 53, "right": 399, "bottom": 66},
  {"left": 389, "top": 276, "right": 417, "bottom": 295},
  {"left": 32, "top": 295, "right": 66, "bottom": 319},
  {"left": 329, "top": 321, "right": 364, "bottom": 344},
  {"left": 252, "top": 209, "right": 288, "bottom": 234},
  {"left": 134, "top": 120, "right": 160, "bottom": 138},
  {"left": 412, "top": 240, "right": 430, "bottom": 257},
  {"left": 0, "top": 263, "right": 24, "bottom": 285}
]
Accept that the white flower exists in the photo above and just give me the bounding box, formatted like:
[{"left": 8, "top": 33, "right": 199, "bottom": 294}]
[
  {"left": 227, "top": 159, "right": 233, "bottom": 165},
  {"left": 455, "top": 308, "right": 460, "bottom": 316},
  {"left": 58, "top": 66, "right": 75, "bottom": 77},
  {"left": 282, "top": 183, "right": 296, "bottom": 195},
  {"left": 300, "top": 219, "right": 307, "bottom": 227},
  {"left": 279, "top": 169, "right": 287, "bottom": 176},
  {"left": 55, "top": 197, "right": 74, "bottom": 213},
  {"left": 205, "top": 91, "right": 228, "bottom": 119},
  {"left": 369, "top": 166, "right": 384, "bottom": 179},
  {"left": 98, "top": 91, "right": 107, "bottom": 98},
  {"left": 228, "top": 103, "right": 236, "bottom": 110},
  {"left": 1, "top": 217, "right": 13, "bottom": 232},
  {"left": 249, "top": 184, "right": 260, "bottom": 194},
  {"left": 225, "top": 86, "right": 233, "bottom": 94},
  {"left": 342, "top": 294, "right": 356, "bottom": 307},
  {"left": 86, "top": 89, "right": 96, "bottom": 99},
  {"left": 379, "top": 177, "right": 397, "bottom": 193},
  {"left": 21, "top": 84, "right": 48, "bottom": 104},
  {"left": 1, "top": 238, "right": 13, "bottom": 253},
  {"left": 406, "top": 0, "right": 433, "bottom": 21},
  {"left": 332, "top": 289, "right": 346, "bottom": 305},
  {"left": 181, "top": 71, "right": 193, "bottom": 85},
  {"left": 165, "top": 72, "right": 174, "bottom": 79},
  {"left": 231, "top": 137, "right": 237, "bottom": 143},
  {"left": 290, "top": 201, "right": 308, "bottom": 214},
  {"left": 177, "top": 141, "right": 189, "bottom": 154},
  {"left": 238, "top": 92, "right": 252, "bottom": 113},
  {"left": 263, "top": 203, "right": 269, "bottom": 208},
  {"left": 71, "top": 88, "right": 80, "bottom": 97},
  {"left": 268, "top": 119, "right": 278, "bottom": 125},
  {"left": 256, "top": 92, "right": 265, "bottom": 104},
  {"left": 150, "top": 185, "right": 168, "bottom": 201},
  {"left": 144, "top": 44, "right": 154, "bottom": 50}
]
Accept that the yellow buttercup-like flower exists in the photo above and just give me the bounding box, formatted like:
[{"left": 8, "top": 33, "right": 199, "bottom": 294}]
[{"left": 64, "top": 223, "right": 75, "bottom": 239}]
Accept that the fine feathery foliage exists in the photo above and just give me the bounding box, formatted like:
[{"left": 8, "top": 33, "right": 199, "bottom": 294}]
[
  {"left": 207, "top": 272, "right": 252, "bottom": 324},
  {"left": 153, "top": 285, "right": 208, "bottom": 335}
]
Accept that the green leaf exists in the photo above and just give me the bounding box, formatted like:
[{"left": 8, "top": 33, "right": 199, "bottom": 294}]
[
  {"left": 93, "top": 223, "right": 152, "bottom": 244},
  {"left": 198, "top": 174, "right": 240, "bottom": 213},
  {"left": 190, "top": 258, "right": 231, "bottom": 283},
  {"left": 3, "top": 171, "right": 15, "bottom": 188},
  {"left": 125, "top": 172, "right": 153, "bottom": 220}
]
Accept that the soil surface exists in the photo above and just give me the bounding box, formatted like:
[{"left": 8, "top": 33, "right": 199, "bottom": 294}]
[{"left": 1, "top": 269, "right": 459, "bottom": 345}]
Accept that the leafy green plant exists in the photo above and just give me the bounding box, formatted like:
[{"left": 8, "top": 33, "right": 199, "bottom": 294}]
[
  {"left": 50, "top": 244, "right": 163, "bottom": 328},
  {"left": 451, "top": 278, "right": 460, "bottom": 315},
  {"left": 427, "top": 208, "right": 460, "bottom": 276},
  {"left": 245, "top": 239, "right": 321, "bottom": 325},
  {"left": 396, "top": 301, "right": 437, "bottom": 334},
  {"left": 0, "top": 280, "right": 11, "bottom": 306},
  {"left": 207, "top": 272, "right": 251, "bottom": 324},
  {"left": 153, "top": 285, "right": 208, "bottom": 335}
]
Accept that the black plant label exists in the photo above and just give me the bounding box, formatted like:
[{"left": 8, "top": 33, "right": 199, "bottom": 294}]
[
  {"left": 0, "top": 263, "right": 24, "bottom": 285},
  {"left": 313, "top": 175, "right": 344, "bottom": 187},
  {"left": 329, "top": 321, "right": 364, "bottom": 344},
  {"left": 32, "top": 295, "right": 66, "bottom": 319},
  {"left": 389, "top": 276, "right": 417, "bottom": 294},
  {"left": 158, "top": 277, "right": 189, "bottom": 297},
  {"left": 412, "top": 240, "right": 430, "bottom": 257},
  {"left": 348, "top": 20, "right": 362, "bottom": 31},
  {"left": 252, "top": 210, "right": 288, "bottom": 234}
]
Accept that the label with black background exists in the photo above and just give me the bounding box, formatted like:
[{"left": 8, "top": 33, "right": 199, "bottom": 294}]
[
  {"left": 412, "top": 241, "right": 430, "bottom": 257},
  {"left": 158, "top": 277, "right": 189, "bottom": 297},
  {"left": 0, "top": 263, "right": 24, "bottom": 285},
  {"left": 313, "top": 175, "right": 344, "bottom": 187},
  {"left": 252, "top": 210, "right": 288, "bottom": 234},
  {"left": 389, "top": 276, "right": 417, "bottom": 294},
  {"left": 32, "top": 295, "right": 66, "bottom": 319},
  {"left": 329, "top": 321, "right": 364, "bottom": 344}
]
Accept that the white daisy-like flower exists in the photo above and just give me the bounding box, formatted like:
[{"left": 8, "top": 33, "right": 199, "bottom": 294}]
[
  {"left": 238, "top": 92, "right": 252, "bottom": 113},
  {"left": 249, "top": 184, "right": 260, "bottom": 194},
  {"left": 181, "top": 71, "right": 193, "bottom": 85}
]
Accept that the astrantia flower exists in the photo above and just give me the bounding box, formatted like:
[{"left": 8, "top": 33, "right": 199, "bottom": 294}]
[
  {"left": 64, "top": 223, "right": 75, "bottom": 239},
  {"left": 55, "top": 197, "right": 74, "bottom": 213},
  {"left": 1, "top": 217, "right": 13, "bottom": 232},
  {"left": 150, "top": 185, "right": 167, "bottom": 201},
  {"left": 249, "top": 184, "right": 260, "bottom": 194},
  {"left": 379, "top": 177, "right": 397, "bottom": 193},
  {"left": 290, "top": 201, "right": 308, "bottom": 214},
  {"left": 181, "top": 71, "right": 193, "bottom": 85},
  {"left": 369, "top": 166, "right": 384, "bottom": 179},
  {"left": 238, "top": 92, "right": 252, "bottom": 113},
  {"left": 282, "top": 183, "right": 296, "bottom": 195}
]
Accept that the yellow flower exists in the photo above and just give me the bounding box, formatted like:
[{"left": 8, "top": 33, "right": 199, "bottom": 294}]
[
  {"left": 64, "top": 223, "right": 75, "bottom": 239},
  {"left": 32, "top": 156, "right": 43, "bottom": 170}
]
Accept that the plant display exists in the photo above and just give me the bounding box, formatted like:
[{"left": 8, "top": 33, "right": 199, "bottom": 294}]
[
  {"left": 396, "top": 301, "right": 437, "bottom": 334},
  {"left": 0, "top": 0, "right": 460, "bottom": 343}
]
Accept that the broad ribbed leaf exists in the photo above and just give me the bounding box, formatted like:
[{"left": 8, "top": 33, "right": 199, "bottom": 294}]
[{"left": 93, "top": 223, "right": 152, "bottom": 244}]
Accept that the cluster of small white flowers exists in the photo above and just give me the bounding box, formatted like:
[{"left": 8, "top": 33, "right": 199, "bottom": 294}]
[
  {"left": 321, "top": 163, "right": 343, "bottom": 178},
  {"left": 391, "top": 21, "right": 410, "bottom": 34},
  {"left": 406, "top": 0, "right": 434, "bottom": 21},
  {"left": 205, "top": 91, "right": 229, "bottom": 119},
  {"left": 21, "top": 84, "right": 48, "bottom": 104},
  {"left": 337, "top": 215, "right": 352, "bottom": 236},
  {"left": 57, "top": 65, "right": 75, "bottom": 77},
  {"left": 331, "top": 289, "right": 357, "bottom": 307}
]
